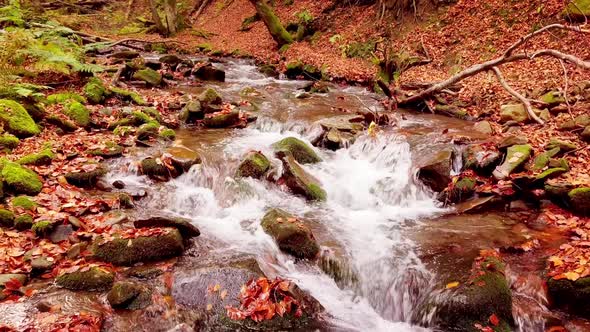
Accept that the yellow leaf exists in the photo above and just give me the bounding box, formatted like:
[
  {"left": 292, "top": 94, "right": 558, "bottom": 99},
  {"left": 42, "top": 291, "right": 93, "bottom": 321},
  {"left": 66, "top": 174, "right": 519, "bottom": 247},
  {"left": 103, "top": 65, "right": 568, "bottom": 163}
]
[
  {"left": 446, "top": 281, "right": 460, "bottom": 289},
  {"left": 213, "top": 284, "right": 220, "bottom": 292},
  {"left": 565, "top": 271, "right": 580, "bottom": 281},
  {"left": 206, "top": 304, "right": 212, "bottom": 311},
  {"left": 548, "top": 256, "right": 564, "bottom": 267}
]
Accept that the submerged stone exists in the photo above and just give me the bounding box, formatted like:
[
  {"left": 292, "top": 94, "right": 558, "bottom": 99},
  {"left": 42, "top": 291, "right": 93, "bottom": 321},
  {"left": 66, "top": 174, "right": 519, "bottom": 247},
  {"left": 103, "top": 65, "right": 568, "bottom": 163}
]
[{"left": 261, "top": 208, "right": 320, "bottom": 259}]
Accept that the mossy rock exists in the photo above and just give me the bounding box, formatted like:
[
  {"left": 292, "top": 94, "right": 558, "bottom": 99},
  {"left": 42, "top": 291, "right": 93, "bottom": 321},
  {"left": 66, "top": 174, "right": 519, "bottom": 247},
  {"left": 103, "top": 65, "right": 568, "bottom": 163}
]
[
  {"left": 530, "top": 147, "right": 560, "bottom": 171},
  {"left": 535, "top": 167, "right": 567, "bottom": 182},
  {"left": 31, "top": 221, "right": 54, "bottom": 237},
  {"left": 46, "top": 92, "right": 86, "bottom": 105},
  {"left": 199, "top": 88, "right": 223, "bottom": 106},
  {"left": 272, "top": 137, "right": 321, "bottom": 164},
  {"left": 563, "top": 0, "right": 590, "bottom": 22},
  {"left": 63, "top": 101, "right": 90, "bottom": 127},
  {"left": 21, "top": 101, "right": 45, "bottom": 122},
  {"left": 193, "top": 63, "right": 226, "bottom": 82},
  {"left": 445, "top": 176, "right": 476, "bottom": 203},
  {"left": 118, "top": 193, "right": 134, "bottom": 209},
  {"left": 236, "top": 151, "right": 270, "bottom": 179},
  {"left": 83, "top": 77, "right": 109, "bottom": 104},
  {"left": 113, "top": 125, "right": 134, "bottom": 136},
  {"left": 548, "top": 158, "right": 569, "bottom": 171},
  {"left": 548, "top": 276, "right": 590, "bottom": 317},
  {"left": 87, "top": 143, "right": 124, "bottom": 158},
  {"left": 14, "top": 214, "right": 33, "bottom": 231},
  {"left": 582, "top": 126, "right": 590, "bottom": 142},
  {"left": 546, "top": 138, "right": 578, "bottom": 152},
  {"left": 203, "top": 110, "right": 240, "bottom": 128},
  {"left": 261, "top": 208, "right": 319, "bottom": 259},
  {"left": 545, "top": 180, "right": 577, "bottom": 207},
  {"left": 159, "top": 128, "right": 176, "bottom": 140},
  {"left": 463, "top": 144, "right": 500, "bottom": 173},
  {"left": 140, "top": 157, "right": 171, "bottom": 180},
  {"left": 56, "top": 267, "right": 114, "bottom": 291},
  {"left": 500, "top": 104, "right": 528, "bottom": 123},
  {"left": 131, "top": 110, "right": 153, "bottom": 125},
  {"left": 540, "top": 91, "right": 565, "bottom": 106},
  {"left": 17, "top": 147, "right": 54, "bottom": 166},
  {"left": 278, "top": 152, "right": 326, "bottom": 201},
  {"left": 64, "top": 167, "right": 107, "bottom": 187},
  {"left": 110, "top": 87, "right": 148, "bottom": 106},
  {"left": 259, "top": 64, "right": 279, "bottom": 78},
  {"left": 142, "top": 107, "right": 161, "bottom": 122},
  {"left": 46, "top": 115, "right": 78, "bottom": 132},
  {"left": 179, "top": 101, "right": 203, "bottom": 123},
  {"left": 107, "top": 281, "right": 152, "bottom": 310},
  {"left": 492, "top": 144, "right": 532, "bottom": 180},
  {"left": 159, "top": 54, "right": 183, "bottom": 66},
  {"left": 0, "top": 99, "right": 40, "bottom": 138},
  {"left": 0, "top": 134, "right": 19, "bottom": 150},
  {"left": 92, "top": 228, "right": 184, "bottom": 265},
  {"left": 0, "top": 209, "right": 15, "bottom": 228},
  {"left": 134, "top": 215, "right": 200, "bottom": 239},
  {"left": 1, "top": 161, "right": 43, "bottom": 195},
  {"left": 12, "top": 196, "right": 37, "bottom": 211},
  {"left": 109, "top": 51, "right": 140, "bottom": 59},
  {"left": 136, "top": 122, "right": 159, "bottom": 140},
  {"left": 133, "top": 68, "right": 162, "bottom": 86},
  {"left": 569, "top": 187, "right": 590, "bottom": 215}
]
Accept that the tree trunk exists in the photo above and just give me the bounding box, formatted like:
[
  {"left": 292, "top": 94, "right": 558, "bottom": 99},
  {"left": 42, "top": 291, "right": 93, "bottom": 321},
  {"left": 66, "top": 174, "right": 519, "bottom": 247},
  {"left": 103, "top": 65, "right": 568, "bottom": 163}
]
[
  {"left": 249, "top": 0, "right": 292, "bottom": 47},
  {"left": 149, "top": 0, "right": 167, "bottom": 36},
  {"left": 164, "top": 0, "right": 177, "bottom": 35}
]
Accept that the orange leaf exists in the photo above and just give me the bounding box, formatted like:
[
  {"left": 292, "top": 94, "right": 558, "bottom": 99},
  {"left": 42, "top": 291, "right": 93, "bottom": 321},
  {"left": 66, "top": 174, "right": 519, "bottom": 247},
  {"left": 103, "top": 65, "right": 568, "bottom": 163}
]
[{"left": 489, "top": 314, "right": 499, "bottom": 326}]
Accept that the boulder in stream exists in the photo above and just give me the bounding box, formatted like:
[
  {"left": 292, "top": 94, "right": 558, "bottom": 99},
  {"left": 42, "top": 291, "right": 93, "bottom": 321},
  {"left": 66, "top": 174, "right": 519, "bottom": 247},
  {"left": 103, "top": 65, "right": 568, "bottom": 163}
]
[
  {"left": 416, "top": 149, "right": 454, "bottom": 192},
  {"left": 193, "top": 63, "right": 225, "bottom": 82},
  {"left": 462, "top": 143, "right": 500, "bottom": 173},
  {"left": 548, "top": 275, "right": 590, "bottom": 318},
  {"left": 56, "top": 267, "right": 114, "bottom": 291},
  {"left": 236, "top": 151, "right": 270, "bottom": 179},
  {"left": 203, "top": 110, "right": 240, "bottom": 128},
  {"left": 159, "top": 54, "right": 183, "bottom": 67},
  {"left": 107, "top": 281, "right": 152, "bottom": 310},
  {"left": 261, "top": 208, "right": 320, "bottom": 259},
  {"left": 272, "top": 137, "right": 321, "bottom": 164},
  {"left": 134, "top": 215, "right": 200, "bottom": 239},
  {"left": 92, "top": 228, "right": 184, "bottom": 265},
  {"left": 278, "top": 152, "right": 327, "bottom": 202},
  {"left": 64, "top": 167, "right": 107, "bottom": 188},
  {"left": 132, "top": 68, "right": 162, "bottom": 86}
]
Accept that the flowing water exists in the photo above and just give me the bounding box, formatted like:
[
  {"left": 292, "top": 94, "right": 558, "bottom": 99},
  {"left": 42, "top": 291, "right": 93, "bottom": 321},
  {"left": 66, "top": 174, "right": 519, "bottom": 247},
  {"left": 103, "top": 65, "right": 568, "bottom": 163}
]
[{"left": 0, "top": 58, "right": 571, "bottom": 331}]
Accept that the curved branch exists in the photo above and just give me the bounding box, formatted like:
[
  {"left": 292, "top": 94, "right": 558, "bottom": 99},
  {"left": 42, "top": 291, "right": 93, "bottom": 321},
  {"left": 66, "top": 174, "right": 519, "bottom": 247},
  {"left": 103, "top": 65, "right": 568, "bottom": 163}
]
[
  {"left": 491, "top": 66, "right": 544, "bottom": 124},
  {"left": 503, "top": 23, "right": 589, "bottom": 57}
]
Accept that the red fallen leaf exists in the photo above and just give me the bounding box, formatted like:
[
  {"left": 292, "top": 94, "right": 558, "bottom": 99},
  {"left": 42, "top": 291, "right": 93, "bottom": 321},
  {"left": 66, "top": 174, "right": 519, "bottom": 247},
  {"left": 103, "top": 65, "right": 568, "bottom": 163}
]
[
  {"left": 4, "top": 278, "right": 22, "bottom": 291},
  {"left": 163, "top": 272, "right": 174, "bottom": 291},
  {"left": 489, "top": 314, "right": 500, "bottom": 326}
]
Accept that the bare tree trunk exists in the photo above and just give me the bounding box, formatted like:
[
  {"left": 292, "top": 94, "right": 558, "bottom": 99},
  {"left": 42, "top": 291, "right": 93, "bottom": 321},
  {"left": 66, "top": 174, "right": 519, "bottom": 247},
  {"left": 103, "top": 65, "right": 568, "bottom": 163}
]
[
  {"left": 248, "top": 0, "right": 292, "bottom": 47},
  {"left": 164, "top": 0, "right": 177, "bottom": 35},
  {"left": 149, "top": 0, "right": 167, "bottom": 36}
]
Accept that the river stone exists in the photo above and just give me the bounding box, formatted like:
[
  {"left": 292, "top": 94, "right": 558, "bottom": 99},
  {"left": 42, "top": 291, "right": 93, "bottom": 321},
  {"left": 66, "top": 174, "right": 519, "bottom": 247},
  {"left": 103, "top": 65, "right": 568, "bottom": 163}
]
[
  {"left": 92, "top": 228, "right": 184, "bottom": 265},
  {"left": 261, "top": 208, "right": 320, "bottom": 259},
  {"left": 0, "top": 209, "right": 15, "bottom": 227},
  {"left": 31, "top": 257, "right": 54, "bottom": 274},
  {"left": 140, "top": 157, "right": 172, "bottom": 180},
  {"left": 546, "top": 138, "right": 578, "bottom": 152},
  {"left": 198, "top": 88, "right": 223, "bottom": 106},
  {"left": 0, "top": 274, "right": 27, "bottom": 287},
  {"left": 166, "top": 147, "right": 202, "bottom": 173},
  {"left": 548, "top": 276, "right": 590, "bottom": 318},
  {"left": 179, "top": 100, "right": 203, "bottom": 123},
  {"left": 64, "top": 167, "right": 107, "bottom": 187},
  {"left": 569, "top": 187, "right": 590, "bottom": 215},
  {"left": 273, "top": 137, "right": 321, "bottom": 164},
  {"left": 530, "top": 147, "right": 560, "bottom": 171},
  {"left": 134, "top": 215, "right": 200, "bottom": 239},
  {"left": 500, "top": 104, "right": 528, "bottom": 123},
  {"left": 133, "top": 68, "right": 162, "bottom": 86},
  {"left": 159, "top": 54, "right": 183, "bottom": 66},
  {"left": 492, "top": 144, "right": 532, "bottom": 180},
  {"left": 87, "top": 144, "right": 124, "bottom": 158},
  {"left": 278, "top": 152, "right": 326, "bottom": 201},
  {"left": 430, "top": 252, "right": 514, "bottom": 331},
  {"left": 442, "top": 176, "right": 476, "bottom": 204},
  {"left": 49, "top": 224, "right": 74, "bottom": 243},
  {"left": 323, "top": 128, "right": 355, "bottom": 151},
  {"left": 497, "top": 135, "right": 528, "bottom": 150},
  {"left": 545, "top": 180, "right": 577, "bottom": 207},
  {"left": 107, "top": 281, "right": 152, "bottom": 310},
  {"left": 203, "top": 110, "right": 240, "bottom": 128},
  {"left": 236, "top": 151, "right": 270, "bottom": 179},
  {"left": 316, "top": 115, "right": 364, "bottom": 133},
  {"left": 417, "top": 149, "right": 453, "bottom": 192},
  {"left": 582, "top": 126, "right": 590, "bottom": 142},
  {"left": 462, "top": 144, "right": 500, "bottom": 173},
  {"left": 56, "top": 267, "right": 114, "bottom": 291},
  {"left": 473, "top": 121, "right": 493, "bottom": 134},
  {"left": 193, "top": 63, "right": 225, "bottom": 82}
]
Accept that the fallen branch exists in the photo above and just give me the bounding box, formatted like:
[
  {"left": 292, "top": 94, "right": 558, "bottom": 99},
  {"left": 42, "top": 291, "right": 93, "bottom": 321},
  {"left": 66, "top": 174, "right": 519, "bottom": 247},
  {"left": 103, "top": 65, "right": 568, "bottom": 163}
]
[
  {"left": 111, "top": 65, "right": 125, "bottom": 86},
  {"left": 191, "top": 0, "right": 211, "bottom": 21},
  {"left": 491, "top": 66, "right": 544, "bottom": 124}
]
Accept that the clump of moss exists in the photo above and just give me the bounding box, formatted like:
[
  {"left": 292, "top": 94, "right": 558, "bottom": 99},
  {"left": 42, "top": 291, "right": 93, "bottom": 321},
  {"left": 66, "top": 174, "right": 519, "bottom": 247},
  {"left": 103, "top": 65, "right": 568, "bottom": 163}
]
[
  {"left": 17, "top": 146, "right": 54, "bottom": 166},
  {"left": 113, "top": 125, "right": 133, "bottom": 136},
  {"left": 272, "top": 137, "right": 321, "bottom": 164},
  {"left": 0, "top": 99, "right": 40, "bottom": 138},
  {"left": 0, "top": 134, "right": 19, "bottom": 150},
  {"left": 14, "top": 215, "right": 33, "bottom": 231},
  {"left": 46, "top": 115, "right": 78, "bottom": 132},
  {"left": 87, "top": 142, "right": 123, "bottom": 158},
  {"left": 132, "top": 68, "right": 162, "bottom": 86},
  {"left": 110, "top": 87, "right": 148, "bottom": 106},
  {"left": 83, "top": 77, "right": 109, "bottom": 104},
  {"left": 32, "top": 221, "right": 54, "bottom": 237},
  {"left": 46, "top": 92, "right": 86, "bottom": 105},
  {"left": 136, "top": 121, "right": 159, "bottom": 140},
  {"left": 56, "top": 267, "right": 114, "bottom": 291},
  {"left": 12, "top": 196, "right": 37, "bottom": 211},
  {"left": 1, "top": 161, "right": 43, "bottom": 195},
  {"left": 63, "top": 101, "right": 90, "bottom": 127},
  {"left": 0, "top": 209, "right": 15, "bottom": 227},
  {"left": 569, "top": 187, "right": 590, "bottom": 215},
  {"left": 132, "top": 110, "right": 153, "bottom": 124},
  {"left": 159, "top": 128, "right": 176, "bottom": 140},
  {"left": 142, "top": 107, "right": 161, "bottom": 122},
  {"left": 236, "top": 151, "right": 270, "bottom": 178}
]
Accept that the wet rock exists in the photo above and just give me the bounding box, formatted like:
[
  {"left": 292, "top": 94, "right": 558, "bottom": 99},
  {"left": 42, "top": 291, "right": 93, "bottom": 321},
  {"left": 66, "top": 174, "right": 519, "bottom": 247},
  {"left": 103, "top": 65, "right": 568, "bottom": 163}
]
[
  {"left": 36, "top": 301, "right": 53, "bottom": 312},
  {"left": 497, "top": 135, "right": 528, "bottom": 149},
  {"left": 322, "top": 128, "right": 355, "bottom": 150},
  {"left": 548, "top": 276, "right": 590, "bottom": 318},
  {"left": 49, "top": 224, "right": 74, "bottom": 243},
  {"left": 136, "top": 122, "right": 159, "bottom": 140},
  {"left": 545, "top": 180, "right": 577, "bottom": 207},
  {"left": 198, "top": 88, "right": 223, "bottom": 107},
  {"left": 1, "top": 161, "right": 43, "bottom": 195},
  {"left": 417, "top": 149, "right": 453, "bottom": 192},
  {"left": 31, "top": 257, "right": 54, "bottom": 274},
  {"left": 107, "top": 281, "right": 152, "bottom": 310},
  {"left": 166, "top": 147, "right": 202, "bottom": 173},
  {"left": 259, "top": 64, "right": 279, "bottom": 78},
  {"left": 159, "top": 54, "right": 183, "bottom": 66},
  {"left": 500, "top": 104, "right": 528, "bottom": 123},
  {"left": 473, "top": 121, "right": 493, "bottom": 134},
  {"left": 64, "top": 167, "right": 107, "bottom": 187},
  {"left": 126, "top": 266, "right": 163, "bottom": 279},
  {"left": 430, "top": 251, "right": 514, "bottom": 331},
  {"left": 140, "top": 157, "right": 171, "bottom": 180},
  {"left": 193, "top": 63, "right": 225, "bottom": 82},
  {"left": 272, "top": 137, "right": 321, "bottom": 164},
  {"left": 278, "top": 152, "right": 326, "bottom": 202},
  {"left": 236, "top": 151, "right": 270, "bottom": 179},
  {"left": 134, "top": 215, "right": 200, "bottom": 239},
  {"left": 179, "top": 100, "right": 203, "bottom": 123},
  {"left": 0, "top": 209, "right": 15, "bottom": 227},
  {"left": 294, "top": 91, "right": 312, "bottom": 99},
  {"left": 0, "top": 274, "right": 27, "bottom": 288},
  {"left": 118, "top": 193, "right": 134, "bottom": 209},
  {"left": 203, "top": 110, "right": 240, "bottom": 128},
  {"left": 87, "top": 143, "right": 124, "bottom": 158},
  {"left": 133, "top": 68, "right": 162, "bottom": 86},
  {"left": 113, "top": 180, "right": 125, "bottom": 189},
  {"left": 56, "top": 267, "right": 114, "bottom": 291},
  {"left": 546, "top": 138, "right": 578, "bottom": 152},
  {"left": 261, "top": 208, "right": 320, "bottom": 259},
  {"left": 441, "top": 176, "right": 476, "bottom": 204},
  {"left": 307, "top": 81, "right": 330, "bottom": 93},
  {"left": 569, "top": 187, "right": 590, "bottom": 215},
  {"left": 92, "top": 228, "right": 184, "bottom": 265},
  {"left": 109, "top": 51, "right": 140, "bottom": 60},
  {"left": 492, "top": 144, "right": 532, "bottom": 180},
  {"left": 462, "top": 144, "right": 500, "bottom": 173}
]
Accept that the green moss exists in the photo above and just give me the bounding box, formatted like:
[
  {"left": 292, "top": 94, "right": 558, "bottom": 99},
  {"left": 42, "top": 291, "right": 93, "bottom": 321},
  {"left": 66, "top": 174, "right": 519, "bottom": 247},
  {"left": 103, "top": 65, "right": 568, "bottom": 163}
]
[
  {"left": 196, "top": 43, "right": 213, "bottom": 52},
  {"left": 535, "top": 167, "right": 566, "bottom": 182},
  {"left": 142, "top": 107, "right": 161, "bottom": 122},
  {"left": 132, "top": 68, "right": 162, "bottom": 86},
  {"left": 569, "top": 187, "right": 590, "bottom": 215},
  {"left": 531, "top": 147, "right": 560, "bottom": 171},
  {"left": 12, "top": 196, "right": 37, "bottom": 210},
  {"left": 31, "top": 221, "right": 54, "bottom": 237},
  {"left": 547, "top": 138, "right": 578, "bottom": 151},
  {"left": 87, "top": 143, "right": 123, "bottom": 158},
  {"left": 17, "top": 147, "right": 54, "bottom": 166},
  {"left": 0, "top": 99, "right": 40, "bottom": 138},
  {"left": 563, "top": 0, "right": 590, "bottom": 20},
  {"left": 199, "top": 88, "right": 222, "bottom": 105},
  {"left": 14, "top": 215, "right": 33, "bottom": 230},
  {"left": 492, "top": 144, "right": 532, "bottom": 180},
  {"left": 46, "top": 92, "right": 86, "bottom": 105},
  {"left": 83, "top": 77, "right": 108, "bottom": 104},
  {"left": 140, "top": 157, "right": 169, "bottom": 179},
  {"left": 92, "top": 228, "right": 184, "bottom": 265},
  {"left": 108, "top": 118, "right": 134, "bottom": 130},
  {"left": 63, "top": 101, "right": 90, "bottom": 127},
  {"left": 272, "top": 137, "right": 321, "bottom": 164},
  {"left": 136, "top": 121, "right": 159, "bottom": 140},
  {"left": 237, "top": 151, "right": 270, "bottom": 178},
  {"left": 110, "top": 87, "right": 148, "bottom": 106},
  {"left": 1, "top": 161, "right": 43, "bottom": 195},
  {"left": 280, "top": 153, "right": 326, "bottom": 201},
  {"left": 0, "top": 134, "right": 19, "bottom": 150},
  {"left": 159, "top": 128, "right": 176, "bottom": 140},
  {"left": 261, "top": 208, "right": 319, "bottom": 259},
  {"left": 56, "top": 267, "right": 114, "bottom": 291},
  {"left": 132, "top": 110, "right": 153, "bottom": 124},
  {"left": 64, "top": 168, "right": 107, "bottom": 187},
  {"left": 118, "top": 193, "right": 134, "bottom": 209},
  {"left": 0, "top": 209, "right": 15, "bottom": 228},
  {"left": 113, "top": 125, "right": 133, "bottom": 136},
  {"left": 107, "top": 281, "right": 152, "bottom": 309},
  {"left": 254, "top": 0, "right": 293, "bottom": 46}
]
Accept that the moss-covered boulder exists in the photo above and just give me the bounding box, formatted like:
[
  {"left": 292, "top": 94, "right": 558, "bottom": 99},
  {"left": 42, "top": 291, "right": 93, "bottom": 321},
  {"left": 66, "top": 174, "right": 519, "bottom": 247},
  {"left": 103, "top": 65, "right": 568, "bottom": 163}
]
[
  {"left": 140, "top": 157, "right": 173, "bottom": 180},
  {"left": 203, "top": 110, "right": 240, "bottom": 128},
  {"left": 136, "top": 122, "right": 159, "bottom": 140},
  {"left": 46, "top": 92, "right": 86, "bottom": 105},
  {"left": 64, "top": 167, "right": 107, "bottom": 187},
  {"left": 193, "top": 63, "right": 225, "bottom": 82},
  {"left": 272, "top": 137, "right": 321, "bottom": 164},
  {"left": 13, "top": 196, "right": 36, "bottom": 210},
  {"left": 83, "top": 77, "right": 109, "bottom": 104},
  {"left": 545, "top": 180, "right": 577, "bottom": 207},
  {"left": 159, "top": 128, "right": 176, "bottom": 140},
  {"left": 463, "top": 144, "right": 500, "bottom": 173},
  {"left": 417, "top": 149, "right": 453, "bottom": 192},
  {"left": 179, "top": 100, "right": 203, "bottom": 123},
  {"left": 92, "top": 228, "right": 184, "bottom": 265},
  {"left": 492, "top": 144, "right": 532, "bottom": 180},
  {"left": 56, "top": 267, "right": 114, "bottom": 291},
  {"left": 133, "top": 68, "right": 162, "bottom": 86},
  {"left": 535, "top": 167, "right": 567, "bottom": 183},
  {"left": 443, "top": 176, "right": 476, "bottom": 204},
  {"left": 568, "top": 187, "right": 590, "bottom": 215},
  {"left": 110, "top": 87, "right": 148, "bottom": 106},
  {"left": 63, "top": 101, "right": 90, "bottom": 127},
  {"left": 1, "top": 161, "right": 43, "bottom": 195},
  {"left": 430, "top": 251, "right": 514, "bottom": 331},
  {"left": 0, "top": 134, "right": 19, "bottom": 150},
  {"left": 530, "top": 147, "right": 560, "bottom": 171},
  {"left": 563, "top": 0, "right": 590, "bottom": 22},
  {"left": 261, "top": 208, "right": 319, "bottom": 259},
  {"left": 199, "top": 88, "right": 223, "bottom": 106},
  {"left": 0, "top": 99, "right": 40, "bottom": 137},
  {"left": 107, "top": 281, "right": 152, "bottom": 310},
  {"left": 0, "top": 209, "right": 15, "bottom": 228},
  {"left": 134, "top": 215, "right": 200, "bottom": 239},
  {"left": 500, "top": 104, "right": 528, "bottom": 123},
  {"left": 32, "top": 221, "right": 54, "bottom": 237},
  {"left": 14, "top": 214, "right": 33, "bottom": 231},
  {"left": 278, "top": 152, "right": 326, "bottom": 201},
  {"left": 159, "top": 54, "right": 183, "bottom": 66},
  {"left": 236, "top": 151, "right": 270, "bottom": 178},
  {"left": 17, "top": 147, "right": 54, "bottom": 166}
]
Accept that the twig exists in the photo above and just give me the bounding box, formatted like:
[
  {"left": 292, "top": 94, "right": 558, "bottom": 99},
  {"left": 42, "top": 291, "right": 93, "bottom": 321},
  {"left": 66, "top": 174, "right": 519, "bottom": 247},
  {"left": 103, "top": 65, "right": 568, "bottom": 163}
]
[
  {"left": 111, "top": 65, "right": 125, "bottom": 86},
  {"left": 564, "top": 144, "right": 590, "bottom": 156},
  {"left": 557, "top": 58, "right": 575, "bottom": 122},
  {"left": 503, "top": 23, "right": 589, "bottom": 57},
  {"left": 491, "top": 66, "right": 544, "bottom": 124}
]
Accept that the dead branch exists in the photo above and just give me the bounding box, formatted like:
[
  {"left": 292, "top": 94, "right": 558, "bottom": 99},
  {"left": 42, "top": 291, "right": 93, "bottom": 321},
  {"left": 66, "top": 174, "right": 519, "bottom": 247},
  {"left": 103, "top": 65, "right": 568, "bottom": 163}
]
[
  {"left": 503, "top": 23, "right": 589, "bottom": 57},
  {"left": 111, "top": 65, "right": 125, "bottom": 86},
  {"left": 491, "top": 66, "right": 544, "bottom": 124},
  {"left": 192, "top": 0, "right": 211, "bottom": 22}
]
